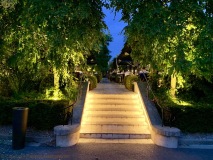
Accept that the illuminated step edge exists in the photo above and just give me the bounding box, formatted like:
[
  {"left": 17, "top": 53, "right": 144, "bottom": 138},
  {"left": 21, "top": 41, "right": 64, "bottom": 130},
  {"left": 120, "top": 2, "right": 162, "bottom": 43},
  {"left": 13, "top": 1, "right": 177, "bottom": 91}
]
[
  {"left": 80, "top": 124, "right": 151, "bottom": 139},
  {"left": 80, "top": 124, "right": 149, "bottom": 132},
  {"left": 87, "top": 94, "right": 138, "bottom": 99},
  {"left": 81, "top": 118, "right": 148, "bottom": 126},
  {"left": 85, "top": 103, "right": 142, "bottom": 109},
  {"left": 84, "top": 106, "right": 143, "bottom": 113},
  {"left": 86, "top": 99, "right": 140, "bottom": 105},
  {"left": 80, "top": 133, "right": 151, "bottom": 139},
  {"left": 82, "top": 112, "right": 144, "bottom": 118},
  {"left": 84, "top": 104, "right": 142, "bottom": 107}
]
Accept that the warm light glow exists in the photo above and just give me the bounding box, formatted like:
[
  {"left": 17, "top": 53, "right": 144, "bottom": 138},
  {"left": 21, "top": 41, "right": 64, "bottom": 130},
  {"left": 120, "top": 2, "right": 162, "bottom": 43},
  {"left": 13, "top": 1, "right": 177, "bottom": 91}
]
[
  {"left": 171, "top": 97, "right": 192, "bottom": 106},
  {"left": 45, "top": 88, "right": 62, "bottom": 100}
]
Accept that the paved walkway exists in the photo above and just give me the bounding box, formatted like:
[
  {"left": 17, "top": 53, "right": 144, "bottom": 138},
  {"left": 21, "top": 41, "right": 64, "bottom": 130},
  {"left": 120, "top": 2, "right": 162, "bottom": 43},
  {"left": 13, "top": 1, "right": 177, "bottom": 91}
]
[
  {"left": 1, "top": 143, "right": 213, "bottom": 160},
  {"left": 90, "top": 78, "right": 133, "bottom": 94}
]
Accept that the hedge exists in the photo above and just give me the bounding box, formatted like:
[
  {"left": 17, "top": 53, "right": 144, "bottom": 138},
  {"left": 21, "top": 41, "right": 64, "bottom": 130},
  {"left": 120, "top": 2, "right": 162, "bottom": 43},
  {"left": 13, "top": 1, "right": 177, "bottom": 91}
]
[
  {"left": 171, "top": 106, "right": 213, "bottom": 133},
  {"left": 0, "top": 100, "right": 72, "bottom": 130},
  {"left": 153, "top": 89, "right": 213, "bottom": 133},
  {"left": 94, "top": 73, "right": 102, "bottom": 83},
  {"left": 87, "top": 75, "right": 97, "bottom": 90},
  {"left": 124, "top": 75, "right": 139, "bottom": 91}
]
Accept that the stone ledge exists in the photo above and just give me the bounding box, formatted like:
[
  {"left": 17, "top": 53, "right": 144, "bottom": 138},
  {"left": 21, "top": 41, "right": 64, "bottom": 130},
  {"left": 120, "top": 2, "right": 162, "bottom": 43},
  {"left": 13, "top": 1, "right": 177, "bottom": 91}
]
[
  {"left": 134, "top": 82, "right": 180, "bottom": 148},
  {"left": 53, "top": 82, "right": 89, "bottom": 147},
  {"left": 152, "top": 125, "right": 180, "bottom": 137},
  {"left": 54, "top": 124, "right": 81, "bottom": 147},
  {"left": 54, "top": 124, "right": 80, "bottom": 136}
]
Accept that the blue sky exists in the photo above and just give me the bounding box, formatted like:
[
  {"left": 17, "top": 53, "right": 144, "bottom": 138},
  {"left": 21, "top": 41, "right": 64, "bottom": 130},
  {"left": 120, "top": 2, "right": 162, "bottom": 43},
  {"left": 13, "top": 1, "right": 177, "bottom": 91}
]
[{"left": 102, "top": 8, "right": 127, "bottom": 60}]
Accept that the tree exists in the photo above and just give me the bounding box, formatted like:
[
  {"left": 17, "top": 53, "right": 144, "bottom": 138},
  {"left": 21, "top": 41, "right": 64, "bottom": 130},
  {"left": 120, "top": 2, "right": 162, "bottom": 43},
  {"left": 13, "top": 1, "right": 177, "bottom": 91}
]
[
  {"left": 94, "top": 34, "right": 112, "bottom": 74},
  {"left": 0, "top": 0, "right": 108, "bottom": 98},
  {"left": 111, "top": 0, "right": 213, "bottom": 96}
]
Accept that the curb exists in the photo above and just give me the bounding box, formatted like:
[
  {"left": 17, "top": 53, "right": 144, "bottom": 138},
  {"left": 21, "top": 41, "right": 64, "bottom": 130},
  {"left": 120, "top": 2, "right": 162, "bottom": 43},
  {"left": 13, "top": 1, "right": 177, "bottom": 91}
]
[{"left": 179, "top": 138, "right": 213, "bottom": 149}]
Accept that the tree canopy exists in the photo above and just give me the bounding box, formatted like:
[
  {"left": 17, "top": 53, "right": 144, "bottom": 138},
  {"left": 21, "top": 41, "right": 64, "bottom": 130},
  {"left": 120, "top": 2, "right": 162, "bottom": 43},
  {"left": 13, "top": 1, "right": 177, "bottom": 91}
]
[
  {"left": 111, "top": 0, "right": 213, "bottom": 83},
  {"left": 0, "top": 0, "right": 212, "bottom": 97},
  {"left": 0, "top": 0, "right": 109, "bottom": 97}
]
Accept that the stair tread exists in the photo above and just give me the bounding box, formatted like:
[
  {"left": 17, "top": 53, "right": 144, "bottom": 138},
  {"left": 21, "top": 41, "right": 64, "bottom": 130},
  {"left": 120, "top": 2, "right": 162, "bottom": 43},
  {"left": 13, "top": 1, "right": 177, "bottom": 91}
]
[
  {"left": 87, "top": 94, "right": 138, "bottom": 98},
  {"left": 85, "top": 104, "right": 140, "bottom": 107},
  {"left": 85, "top": 107, "right": 143, "bottom": 112},
  {"left": 80, "top": 130, "right": 150, "bottom": 134},
  {"left": 81, "top": 120, "right": 148, "bottom": 126},
  {"left": 83, "top": 113, "right": 144, "bottom": 118},
  {"left": 81, "top": 84, "right": 151, "bottom": 139},
  {"left": 80, "top": 126, "right": 150, "bottom": 134}
]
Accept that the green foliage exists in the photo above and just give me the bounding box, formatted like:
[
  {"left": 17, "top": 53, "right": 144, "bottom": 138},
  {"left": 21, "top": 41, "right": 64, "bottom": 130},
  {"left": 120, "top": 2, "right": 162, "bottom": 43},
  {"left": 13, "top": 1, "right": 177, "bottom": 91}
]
[
  {"left": 172, "top": 106, "right": 213, "bottom": 133},
  {"left": 94, "top": 34, "right": 112, "bottom": 75},
  {"left": 28, "top": 101, "right": 71, "bottom": 130},
  {"left": 177, "top": 76, "right": 213, "bottom": 103},
  {"left": 0, "top": 0, "right": 107, "bottom": 99},
  {"left": 0, "top": 100, "right": 71, "bottom": 130},
  {"left": 124, "top": 75, "right": 139, "bottom": 91},
  {"left": 153, "top": 86, "right": 213, "bottom": 133},
  {"left": 39, "top": 74, "right": 54, "bottom": 93},
  {"left": 87, "top": 75, "right": 97, "bottom": 90},
  {"left": 111, "top": 0, "right": 213, "bottom": 85},
  {"left": 95, "top": 72, "right": 103, "bottom": 83}
]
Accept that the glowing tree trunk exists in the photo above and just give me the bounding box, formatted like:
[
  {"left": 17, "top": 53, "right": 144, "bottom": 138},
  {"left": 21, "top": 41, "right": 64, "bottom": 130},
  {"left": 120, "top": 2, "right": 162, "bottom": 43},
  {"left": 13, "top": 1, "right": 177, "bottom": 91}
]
[
  {"left": 53, "top": 66, "right": 60, "bottom": 99},
  {"left": 170, "top": 73, "right": 177, "bottom": 97}
]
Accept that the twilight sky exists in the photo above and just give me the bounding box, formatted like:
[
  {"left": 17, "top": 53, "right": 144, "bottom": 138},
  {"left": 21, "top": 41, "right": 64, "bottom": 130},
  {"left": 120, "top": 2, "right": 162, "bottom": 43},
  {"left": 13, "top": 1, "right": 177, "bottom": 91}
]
[{"left": 102, "top": 7, "right": 127, "bottom": 60}]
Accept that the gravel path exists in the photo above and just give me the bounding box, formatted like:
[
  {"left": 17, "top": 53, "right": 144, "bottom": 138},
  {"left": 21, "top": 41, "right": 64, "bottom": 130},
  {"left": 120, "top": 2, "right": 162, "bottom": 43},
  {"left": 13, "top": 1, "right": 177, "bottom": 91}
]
[
  {"left": 0, "top": 125, "right": 55, "bottom": 147},
  {"left": 0, "top": 125, "right": 54, "bottom": 138}
]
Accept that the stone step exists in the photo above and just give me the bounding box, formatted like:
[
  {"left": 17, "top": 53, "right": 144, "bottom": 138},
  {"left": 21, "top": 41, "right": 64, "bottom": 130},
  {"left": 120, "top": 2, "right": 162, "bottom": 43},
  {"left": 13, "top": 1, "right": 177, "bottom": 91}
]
[
  {"left": 83, "top": 112, "right": 144, "bottom": 118},
  {"left": 84, "top": 107, "right": 142, "bottom": 113},
  {"left": 84, "top": 111, "right": 144, "bottom": 118},
  {"left": 80, "top": 133, "right": 151, "bottom": 139},
  {"left": 84, "top": 105, "right": 142, "bottom": 111},
  {"left": 81, "top": 82, "right": 151, "bottom": 140},
  {"left": 80, "top": 124, "right": 151, "bottom": 139},
  {"left": 81, "top": 117, "right": 148, "bottom": 126},
  {"left": 80, "top": 124, "right": 149, "bottom": 133},
  {"left": 87, "top": 94, "right": 138, "bottom": 99},
  {"left": 86, "top": 99, "right": 140, "bottom": 105}
]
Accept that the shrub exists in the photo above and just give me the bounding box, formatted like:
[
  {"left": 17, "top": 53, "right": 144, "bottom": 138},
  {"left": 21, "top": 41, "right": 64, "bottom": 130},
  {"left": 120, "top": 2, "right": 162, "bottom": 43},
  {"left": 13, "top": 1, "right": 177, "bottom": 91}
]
[
  {"left": 153, "top": 88, "right": 213, "bottom": 133},
  {"left": 123, "top": 75, "right": 130, "bottom": 85},
  {"left": 39, "top": 74, "right": 54, "bottom": 93},
  {"left": 0, "top": 100, "right": 72, "bottom": 130},
  {"left": 28, "top": 100, "right": 71, "bottom": 130},
  {"left": 95, "top": 73, "right": 102, "bottom": 83},
  {"left": 124, "top": 75, "right": 139, "bottom": 91},
  {"left": 87, "top": 75, "right": 97, "bottom": 90}
]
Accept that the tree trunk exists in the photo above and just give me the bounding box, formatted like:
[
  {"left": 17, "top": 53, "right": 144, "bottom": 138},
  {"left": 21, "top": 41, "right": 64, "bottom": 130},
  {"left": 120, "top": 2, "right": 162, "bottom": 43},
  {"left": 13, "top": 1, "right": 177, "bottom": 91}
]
[
  {"left": 53, "top": 66, "right": 59, "bottom": 99},
  {"left": 170, "top": 73, "right": 176, "bottom": 97}
]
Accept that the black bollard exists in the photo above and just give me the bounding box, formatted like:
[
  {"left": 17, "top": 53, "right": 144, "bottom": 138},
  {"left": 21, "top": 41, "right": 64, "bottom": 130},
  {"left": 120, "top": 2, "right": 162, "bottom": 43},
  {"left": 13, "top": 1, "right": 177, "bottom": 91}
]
[{"left": 12, "top": 107, "right": 29, "bottom": 150}]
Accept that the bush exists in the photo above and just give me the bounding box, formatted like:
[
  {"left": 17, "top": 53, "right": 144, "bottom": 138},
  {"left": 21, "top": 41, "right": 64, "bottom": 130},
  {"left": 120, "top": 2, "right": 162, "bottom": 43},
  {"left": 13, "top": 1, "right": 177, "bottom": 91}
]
[
  {"left": 0, "top": 100, "right": 72, "bottom": 130},
  {"left": 87, "top": 75, "right": 97, "bottom": 90},
  {"left": 95, "top": 73, "right": 102, "bottom": 83},
  {"left": 153, "top": 88, "right": 213, "bottom": 133},
  {"left": 124, "top": 75, "right": 139, "bottom": 91},
  {"left": 39, "top": 74, "right": 54, "bottom": 93},
  {"left": 0, "top": 101, "right": 19, "bottom": 125},
  {"left": 123, "top": 75, "right": 130, "bottom": 85},
  {"left": 171, "top": 106, "right": 213, "bottom": 133}
]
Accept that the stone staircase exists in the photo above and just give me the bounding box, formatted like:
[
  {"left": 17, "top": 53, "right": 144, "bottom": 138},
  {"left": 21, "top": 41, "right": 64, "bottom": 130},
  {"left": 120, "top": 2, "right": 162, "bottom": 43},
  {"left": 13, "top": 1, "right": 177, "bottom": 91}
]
[{"left": 80, "top": 89, "right": 151, "bottom": 139}]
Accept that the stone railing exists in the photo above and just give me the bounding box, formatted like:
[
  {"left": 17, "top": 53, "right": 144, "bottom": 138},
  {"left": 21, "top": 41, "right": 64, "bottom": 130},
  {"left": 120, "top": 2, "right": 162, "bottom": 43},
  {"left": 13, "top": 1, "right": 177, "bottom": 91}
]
[
  {"left": 54, "top": 82, "right": 90, "bottom": 147},
  {"left": 134, "top": 82, "right": 180, "bottom": 148}
]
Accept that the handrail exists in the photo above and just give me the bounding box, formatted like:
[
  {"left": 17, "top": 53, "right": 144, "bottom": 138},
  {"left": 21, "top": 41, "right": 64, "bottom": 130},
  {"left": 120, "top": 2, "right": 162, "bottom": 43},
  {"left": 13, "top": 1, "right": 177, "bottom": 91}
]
[
  {"left": 61, "top": 74, "right": 83, "bottom": 125},
  {"left": 140, "top": 72, "right": 174, "bottom": 127}
]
